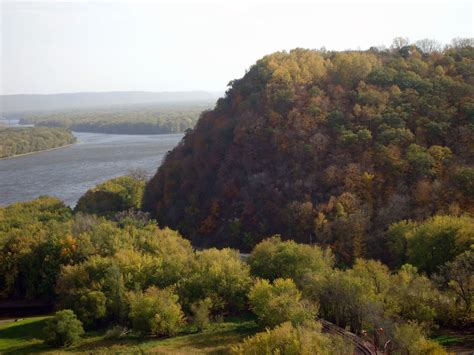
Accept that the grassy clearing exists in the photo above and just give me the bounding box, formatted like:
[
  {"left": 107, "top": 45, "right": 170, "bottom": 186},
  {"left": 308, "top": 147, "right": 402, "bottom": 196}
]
[
  {"left": 431, "top": 327, "right": 474, "bottom": 354},
  {"left": 0, "top": 316, "right": 51, "bottom": 354},
  {"left": 0, "top": 316, "right": 259, "bottom": 354},
  {"left": 432, "top": 335, "right": 462, "bottom": 346}
]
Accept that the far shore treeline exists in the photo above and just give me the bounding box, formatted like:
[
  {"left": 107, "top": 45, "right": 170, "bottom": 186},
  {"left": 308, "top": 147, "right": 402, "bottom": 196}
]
[{"left": 11, "top": 103, "right": 213, "bottom": 135}]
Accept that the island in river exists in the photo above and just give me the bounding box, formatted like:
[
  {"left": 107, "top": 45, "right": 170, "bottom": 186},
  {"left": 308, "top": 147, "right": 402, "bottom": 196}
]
[{"left": 0, "top": 127, "right": 77, "bottom": 159}]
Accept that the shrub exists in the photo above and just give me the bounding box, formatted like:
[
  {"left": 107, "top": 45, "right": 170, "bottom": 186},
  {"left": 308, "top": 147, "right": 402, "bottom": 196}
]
[
  {"left": 231, "top": 320, "right": 349, "bottom": 355},
  {"left": 43, "top": 309, "right": 84, "bottom": 347},
  {"left": 190, "top": 297, "right": 212, "bottom": 331},
  {"left": 248, "top": 278, "right": 316, "bottom": 328},
  {"left": 104, "top": 325, "right": 129, "bottom": 339},
  {"left": 128, "top": 286, "right": 185, "bottom": 336}
]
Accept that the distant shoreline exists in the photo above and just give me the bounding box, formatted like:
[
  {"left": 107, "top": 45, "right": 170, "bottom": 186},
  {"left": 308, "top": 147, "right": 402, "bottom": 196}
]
[{"left": 0, "top": 142, "right": 77, "bottom": 160}]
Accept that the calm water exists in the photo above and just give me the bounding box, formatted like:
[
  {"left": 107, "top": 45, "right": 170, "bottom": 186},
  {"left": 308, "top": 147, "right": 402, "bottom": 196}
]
[{"left": 0, "top": 130, "right": 183, "bottom": 207}]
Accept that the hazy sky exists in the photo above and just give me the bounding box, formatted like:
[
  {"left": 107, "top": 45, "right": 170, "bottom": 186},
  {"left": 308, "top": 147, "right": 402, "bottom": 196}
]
[{"left": 1, "top": 0, "right": 472, "bottom": 95}]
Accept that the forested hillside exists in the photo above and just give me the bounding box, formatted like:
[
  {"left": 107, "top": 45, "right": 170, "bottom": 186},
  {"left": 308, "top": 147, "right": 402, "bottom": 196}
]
[
  {"left": 144, "top": 40, "right": 474, "bottom": 262},
  {"left": 17, "top": 104, "right": 210, "bottom": 134},
  {"left": 0, "top": 127, "right": 76, "bottom": 158}
]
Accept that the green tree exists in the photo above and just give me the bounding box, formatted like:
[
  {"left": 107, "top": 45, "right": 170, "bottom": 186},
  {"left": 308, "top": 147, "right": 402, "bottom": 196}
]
[
  {"left": 74, "top": 176, "right": 145, "bottom": 216},
  {"left": 393, "top": 322, "right": 446, "bottom": 355},
  {"left": 387, "top": 220, "right": 418, "bottom": 268},
  {"left": 128, "top": 286, "right": 185, "bottom": 336},
  {"left": 177, "top": 248, "right": 252, "bottom": 314},
  {"left": 390, "top": 264, "right": 438, "bottom": 325},
  {"left": 75, "top": 291, "right": 107, "bottom": 328},
  {"left": 304, "top": 270, "right": 367, "bottom": 333},
  {"left": 248, "top": 236, "right": 333, "bottom": 285},
  {"left": 56, "top": 256, "right": 128, "bottom": 323},
  {"left": 453, "top": 166, "right": 474, "bottom": 200},
  {"left": 406, "top": 144, "right": 436, "bottom": 179},
  {"left": 331, "top": 52, "right": 380, "bottom": 87},
  {"left": 248, "top": 278, "right": 315, "bottom": 328},
  {"left": 437, "top": 251, "right": 473, "bottom": 316},
  {"left": 43, "top": 309, "right": 84, "bottom": 347},
  {"left": 351, "top": 259, "right": 391, "bottom": 297},
  {"left": 0, "top": 221, "right": 76, "bottom": 300},
  {"left": 391, "top": 215, "right": 474, "bottom": 274}
]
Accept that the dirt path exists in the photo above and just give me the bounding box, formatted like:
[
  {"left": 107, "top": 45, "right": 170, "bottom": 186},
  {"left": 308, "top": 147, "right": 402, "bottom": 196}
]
[{"left": 0, "top": 318, "right": 17, "bottom": 326}]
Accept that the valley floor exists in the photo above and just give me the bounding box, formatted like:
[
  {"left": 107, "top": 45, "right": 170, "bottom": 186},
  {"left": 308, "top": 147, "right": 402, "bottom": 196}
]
[{"left": 1, "top": 315, "right": 472, "bottom": 354}]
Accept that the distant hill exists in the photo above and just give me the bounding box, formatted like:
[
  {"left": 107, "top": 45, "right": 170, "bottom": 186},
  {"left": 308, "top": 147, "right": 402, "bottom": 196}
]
[
  {"left": 0, "top": 91, "right": 222, "bottom": 113},
  {"left": 143, "top": 45, "right": 474, "bottom": 260}
]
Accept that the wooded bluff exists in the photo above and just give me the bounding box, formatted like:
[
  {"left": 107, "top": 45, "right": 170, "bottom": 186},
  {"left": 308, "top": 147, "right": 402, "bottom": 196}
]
[{"left": 143, "top": 44, "right": 474, "bottom": 263}]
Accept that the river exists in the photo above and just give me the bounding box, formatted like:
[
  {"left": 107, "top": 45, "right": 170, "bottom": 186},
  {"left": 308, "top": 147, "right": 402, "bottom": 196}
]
[{"left": 0, "top": 129, "right": 183, "bottom": 207}]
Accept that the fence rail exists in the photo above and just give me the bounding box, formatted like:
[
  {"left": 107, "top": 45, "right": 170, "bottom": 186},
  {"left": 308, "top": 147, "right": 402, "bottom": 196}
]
[{"left": 319, "top": 319, "right": 377, "bottom": 355}]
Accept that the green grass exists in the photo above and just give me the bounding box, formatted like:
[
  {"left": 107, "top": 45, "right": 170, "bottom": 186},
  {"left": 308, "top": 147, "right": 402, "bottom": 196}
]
[
  {"left": 0, "top": 316, "right": 259, "bottom": 354},
  {"left": 0, "top": 316, "right": 51, "bottom": 354},
  {"left": 431, "top": 328, "right": 474, "bottom": 353},
  {"left": 431, "top": 335, "right": 463, "bottom": 346}
]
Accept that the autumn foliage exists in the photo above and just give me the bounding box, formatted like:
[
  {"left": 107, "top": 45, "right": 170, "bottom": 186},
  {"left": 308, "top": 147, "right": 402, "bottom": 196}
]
[{"left": 143, "top": 43, "right": 474, "bottom": 262}]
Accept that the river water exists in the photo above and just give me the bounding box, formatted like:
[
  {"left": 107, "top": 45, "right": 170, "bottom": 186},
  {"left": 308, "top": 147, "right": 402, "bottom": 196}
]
[{"left": 0, "top": 129, "right": 183, "bottom": 207}]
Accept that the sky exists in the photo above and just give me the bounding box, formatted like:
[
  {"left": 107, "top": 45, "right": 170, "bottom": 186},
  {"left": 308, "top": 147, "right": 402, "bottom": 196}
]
[{"left": 1, "top": 0, "right": 473, "bottom": 95}]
